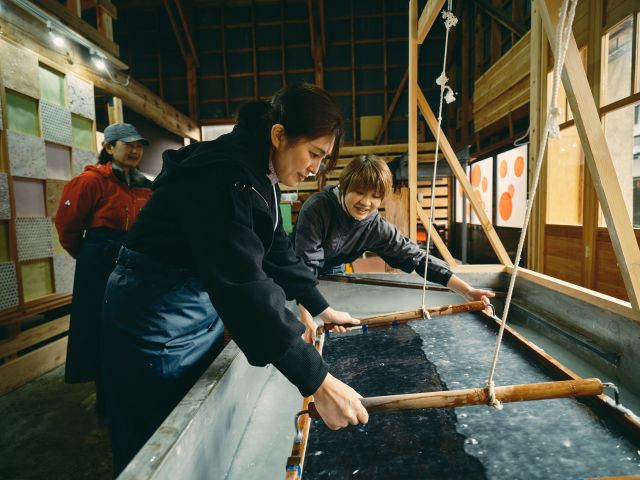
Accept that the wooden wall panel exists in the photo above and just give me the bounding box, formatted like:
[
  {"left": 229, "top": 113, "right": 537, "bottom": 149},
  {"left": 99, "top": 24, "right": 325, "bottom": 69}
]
[
  {"left": 543, "top": 225, "right": 583, "bottom": 286},
  {"left": 473, "top": 32, "right": 530, "bottom": 132}
]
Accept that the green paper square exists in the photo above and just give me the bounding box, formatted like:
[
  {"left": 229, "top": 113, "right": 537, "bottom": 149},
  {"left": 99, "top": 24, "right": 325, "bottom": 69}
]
[
  {"left": 6, "top": 90, "right": 39, "bottom": 136},
  {"left": 39, "top": 65, "right": 66, "bottom": 107},
  {"left": 71, "top": 114, "right": 94, "bottom": 151}
]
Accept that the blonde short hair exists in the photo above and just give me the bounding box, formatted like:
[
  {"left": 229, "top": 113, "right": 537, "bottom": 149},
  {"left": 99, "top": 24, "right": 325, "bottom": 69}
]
[{"left": 339, "top": 154, "right": 393, "bottom": 199}]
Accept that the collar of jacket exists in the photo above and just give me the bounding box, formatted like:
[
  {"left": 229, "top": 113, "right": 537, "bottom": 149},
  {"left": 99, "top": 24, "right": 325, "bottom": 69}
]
[
  {"left": 84, "top": 162, "right": 151, "bottom": 189},
  {"left": 325, "top": 185, "right": 378, "bottom": 227}
]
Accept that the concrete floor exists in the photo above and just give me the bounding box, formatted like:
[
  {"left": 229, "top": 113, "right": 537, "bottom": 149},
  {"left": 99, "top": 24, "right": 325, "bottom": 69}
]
[{"left": 0, "top": 366, "right": 112, "bottom": 480}]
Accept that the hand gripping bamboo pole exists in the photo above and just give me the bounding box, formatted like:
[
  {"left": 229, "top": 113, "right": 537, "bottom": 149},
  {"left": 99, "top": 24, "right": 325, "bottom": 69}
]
[
  {"left": 322, "top": 300, "right": 486, "bottom": 331},
  {"left": 307, "top": 378, "right": 604, "bottom": 418}
]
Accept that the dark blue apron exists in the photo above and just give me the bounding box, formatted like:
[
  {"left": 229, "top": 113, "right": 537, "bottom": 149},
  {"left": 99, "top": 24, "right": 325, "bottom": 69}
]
[
  {"left": 102, "top": 246, "right": 224, "bottom": 475},
  {"left": 65, "top": 227, "right": 126, "bottom": 384}
]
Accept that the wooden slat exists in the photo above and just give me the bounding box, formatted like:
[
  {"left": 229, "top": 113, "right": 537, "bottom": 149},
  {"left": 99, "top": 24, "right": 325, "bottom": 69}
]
[
  {"left": 0, "top": 316, "right": 69, "bottom": 359},
  {"left": 0, "top": 337, "right": 68, "bottom": 395},
  {"left": 416, "top": 203, "right": 457, "bottom": 266},
  {"left": 539, "top": 0, "right": 640, "bottom": 310},
  {"left": 417, "top": 87, "right": 512, "bottom": 266}
]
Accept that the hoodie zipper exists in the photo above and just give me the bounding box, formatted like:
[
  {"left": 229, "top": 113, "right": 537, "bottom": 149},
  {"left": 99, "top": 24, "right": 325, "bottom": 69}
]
[{"left": 251, "top": 186, "right": 278, "bottom": 232}]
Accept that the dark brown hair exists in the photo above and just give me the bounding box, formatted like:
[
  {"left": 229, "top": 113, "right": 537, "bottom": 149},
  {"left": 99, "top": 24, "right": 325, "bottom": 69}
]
[
  {"left": 97, "top": 143, "right": 115, "bottom": 165},
  {"left": 236, "top": 83, "right": 344, "bottom": 172},
  {"left": 339, "top": 154, "right": 393, "bottom": 199}
]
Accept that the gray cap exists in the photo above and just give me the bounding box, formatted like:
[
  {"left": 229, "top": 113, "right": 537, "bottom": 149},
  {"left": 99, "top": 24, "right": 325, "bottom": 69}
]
[{"left": 103, "top": 123, "right": 149, "bottom": 146}]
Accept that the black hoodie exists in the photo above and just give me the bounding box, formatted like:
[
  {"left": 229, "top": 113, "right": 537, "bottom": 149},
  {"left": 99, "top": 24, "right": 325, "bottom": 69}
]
[{"left": 125, "top": 124, "right": 329, "bottom": 396}]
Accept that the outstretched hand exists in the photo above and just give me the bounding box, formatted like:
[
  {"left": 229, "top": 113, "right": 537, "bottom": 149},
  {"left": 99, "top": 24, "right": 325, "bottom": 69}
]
[{"left": 462, "top": 288, "right": 495, "bottom": 315}]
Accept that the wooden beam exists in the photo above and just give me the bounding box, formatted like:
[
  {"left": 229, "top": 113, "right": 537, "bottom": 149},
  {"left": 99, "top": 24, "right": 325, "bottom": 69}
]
[
  {"left": 416, "top": 203, "right": 458, "bottom": 266},
  {"left": 408, "top": 0, "right": 418, "bottom": 242},
  {"left": 474, "top": 0, "right": 527, "bottom": 37},
  {"left": 375, "top": 69, "right": 408, "bottom": 145},
  {"left": 417, "top": 87, "right": 513, "bottom": 266},
  {"left": 30, "top": 0, "right": 120, "bottom": 58},
  {"left": 0, "top": 9, "right": 200, "bottom": 140},
  {"left": 417, "top": 0, "right": 446, "bottom": 45},
  {"left": 539, "top": 0, "right": 640, "bottom": 310}
]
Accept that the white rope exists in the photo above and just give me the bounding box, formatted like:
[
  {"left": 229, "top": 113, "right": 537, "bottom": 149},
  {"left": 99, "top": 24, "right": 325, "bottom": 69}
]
[
  {"left": 484, "top": 0, "right": 579, "bottom": 409},
  {"left": 421, "top": 3, "right": 458, "bottom": 316}
]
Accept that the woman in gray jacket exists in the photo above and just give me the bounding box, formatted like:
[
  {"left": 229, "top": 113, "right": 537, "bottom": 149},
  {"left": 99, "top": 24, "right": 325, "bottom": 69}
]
[{"left": 293, "top": 154, "right": 494, "bottom": 342}]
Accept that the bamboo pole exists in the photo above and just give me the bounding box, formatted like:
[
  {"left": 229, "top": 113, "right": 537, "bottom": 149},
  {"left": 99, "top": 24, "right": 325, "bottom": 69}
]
[
  {"left": 322, "top": 301, "right": 486, "bottom": 330},
  {"left": 308, "top": 378, "right": 604, "bottom": 417}
]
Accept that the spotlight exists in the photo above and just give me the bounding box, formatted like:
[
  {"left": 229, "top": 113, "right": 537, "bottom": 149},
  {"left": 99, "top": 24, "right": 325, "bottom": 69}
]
[
  {"left": 52, "top": 34, "right": 65, "bottom": 47},
  {"left": 93, "top": 57, "right": 107, "bottom": 71},
  {"left": 47, "top": 21, "right": 65, "bottom": 47}
]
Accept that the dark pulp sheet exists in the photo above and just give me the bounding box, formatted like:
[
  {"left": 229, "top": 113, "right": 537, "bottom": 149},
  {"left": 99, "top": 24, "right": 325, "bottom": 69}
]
[{"left": 303, "top": 325, "right": 487, "bottom": 479}]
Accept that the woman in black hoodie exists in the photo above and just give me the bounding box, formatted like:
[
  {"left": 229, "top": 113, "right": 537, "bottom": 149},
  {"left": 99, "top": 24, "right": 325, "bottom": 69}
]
[{"left": 101, "top": 84, "right": 368, "bottom": 475}]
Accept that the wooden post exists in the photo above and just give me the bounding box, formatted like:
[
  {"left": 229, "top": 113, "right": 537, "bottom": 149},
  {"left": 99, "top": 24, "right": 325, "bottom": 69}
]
[
  {"left": 107, "top": 96, "right": 123, "bottom": 124},
  {"left": 97, "top": 6, "right": 114, "bottom": 41},
  {"left": 539, "top": 0, "right": 640, "bottom": 310},
  {"left": 408, "top": 0, "right": 418, "bottom": 242},
  {"left": 581, "top": 0, "right": 604, "bottom": 291},
  {"left": 308, "top": 378, "right": 604, "bottom": 417},
  {"left": 526, "top": 1, "right": 548, "bottom": 273},
  {"left": 66, "top": 0, "right": 81, "bottom": 17}
]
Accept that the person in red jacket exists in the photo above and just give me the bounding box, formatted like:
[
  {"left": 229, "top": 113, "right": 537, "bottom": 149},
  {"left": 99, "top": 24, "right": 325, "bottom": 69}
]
[{"left": 55, "top": 123, "right": 152, "bottom": 416}]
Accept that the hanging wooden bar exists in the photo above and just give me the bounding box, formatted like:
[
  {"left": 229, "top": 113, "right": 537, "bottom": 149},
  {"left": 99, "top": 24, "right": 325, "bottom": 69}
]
[
  {"left": 322, "top": 300, "right": 486, "bottom": 330},
  {"left": 307, "top": 378, "right": 604, "bottom": 417}
]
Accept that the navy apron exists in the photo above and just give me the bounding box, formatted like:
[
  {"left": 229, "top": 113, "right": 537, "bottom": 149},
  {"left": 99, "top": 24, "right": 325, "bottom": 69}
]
[
  {"left": 65, "top": 227, "right": 126, "bottom": 384},
  {"left": 102, "top": 247, "right": 224, "bottom": 475}
]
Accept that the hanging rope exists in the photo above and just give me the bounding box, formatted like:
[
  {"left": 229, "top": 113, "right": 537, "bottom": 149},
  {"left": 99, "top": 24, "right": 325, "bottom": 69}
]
[
  {"left": 484, "top": 0, "right": 579, "bottom": 409},
  {"left": 421, "top": 0, "right": 458, "bottom": 317}
]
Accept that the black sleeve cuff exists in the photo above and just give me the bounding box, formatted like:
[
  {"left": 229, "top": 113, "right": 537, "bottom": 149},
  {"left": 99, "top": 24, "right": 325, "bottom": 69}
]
[
  {"left": 273, "top": 339, "right": 329, "bottom": 397},
  {"left": 415, "top": 255, "right": 454, "bottom": 287},
  {"left": 297, "top": 286, "right": 330, "bottom": 316}
]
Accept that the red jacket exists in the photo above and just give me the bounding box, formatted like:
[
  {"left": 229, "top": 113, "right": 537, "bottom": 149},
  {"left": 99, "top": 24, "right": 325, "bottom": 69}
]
[{"left": 55, "top": 162, "right": 152, "bottom": 258}]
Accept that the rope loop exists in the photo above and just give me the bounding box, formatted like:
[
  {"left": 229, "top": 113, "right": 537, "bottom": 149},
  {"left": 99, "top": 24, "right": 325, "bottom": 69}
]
[
  {"left": 548, "top": 106, "right": 562, "bottom": 139},
  {"left": 485, "top": 380, "right": 503, "bottom": 410},
  {"left": 442, "top": 10, "right": 458, "bottom": 29}
]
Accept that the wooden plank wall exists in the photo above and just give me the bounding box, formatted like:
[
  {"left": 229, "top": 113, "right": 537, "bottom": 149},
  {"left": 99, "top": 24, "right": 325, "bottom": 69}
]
[
  {"left": 543, "top": 226, "right": 640, "bottom": 303},
  {"left": 473, "top": 32, "right": 531, "bottom": 132},
  {"left": 471, "top": 0, "right": 591, "bottom": 133}
]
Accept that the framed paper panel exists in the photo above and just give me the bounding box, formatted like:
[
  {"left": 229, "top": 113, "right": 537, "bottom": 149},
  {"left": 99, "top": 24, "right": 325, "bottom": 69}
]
[
  {"left": 470, "top": 157, "right": 493, "bottom": 226},
  {"left": 496, "top": 145, "right": 528, "bottom": 228}
]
